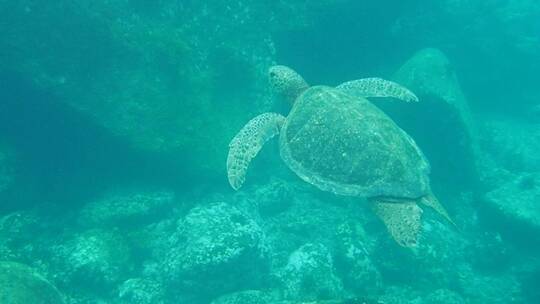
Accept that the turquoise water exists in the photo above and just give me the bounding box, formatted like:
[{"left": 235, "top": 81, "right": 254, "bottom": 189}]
[{"left": 0, "top": 1, "right": 539, "bottom": 303}]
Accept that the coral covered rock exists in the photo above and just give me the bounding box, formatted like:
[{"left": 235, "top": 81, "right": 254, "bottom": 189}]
[
  {"left": 162, "top": 202, "right": 267, "bottom": 299},
  {"left": 248, "top": 177, "right": 296, "bottom": 218},
  {"left": 424, "top": 288, "right": 465, "bottom": 304},
  {"left": 0, "top": 1, "right": 313, "bottom": 178},
  {"left": 480, "top": 118, "right": 540, "bottom": 173},
  {"left": 482, "top": 172, "right": 540, "bottom": 247},
  {"left": 118, "top": 278, "right": 165, "bottom": 304},
  {"left": 277, "top": 243, "right": 345, "bottom": 301},
  {"left": 0, "top": 211, "right": 42, "bottom": 261},
  {"left": 78, "top": 190, "right": 175, "bottom": 228},
  {"left": 0, "top": 261, "right": 65, "bottom": 304},
  {"left": 334, "top": 222, "right": 382, "bottom": 293},
  {"left": 211, "top": 290, "right": 275, "bottom": 304},
  {"left": 51, "top": 229, "right": 133, "bottom": 294},
  {"left": 456, "top": 264, "right": 523, "bottom": 303},
  {"left": 372, "top": 214, "right": 467, "bottom": 289},
  {"left": 263, "top": 186, "right": 362, "bottom": 268}
]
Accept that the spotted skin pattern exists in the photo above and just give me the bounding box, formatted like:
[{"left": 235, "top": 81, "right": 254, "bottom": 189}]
[
  {"left": 269, "top": 65, "right": 309, "bottom": 104},
  {"left": 337, "top": 78, "right": 419, "bottom": 102},
  {"left": 371, "top": 199, "right": 423, "bottom": 247},
  {"left": 227, "top": 113, "right": 286, "bottom": 190}
]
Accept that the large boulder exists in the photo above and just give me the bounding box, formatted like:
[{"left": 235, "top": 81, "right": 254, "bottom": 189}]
[
  {"left": 391, "top": 2, "right": 540, "bottom": 115},
  {"left": 0, "top": 211, "right": 41, "bottom": 261},
  {"left": 481, "top": 172, "right": 540, "bottom": 248},
  {"left": 391, "top": 48, "right": 479, "bottom": 192},
  {"left": 456, "top": 264, "right": 524, "bottom": 304},
  {"left": 51, "top": 229, "right": 133, "bottom": 295},
  {"left": 423, "top": 289, "right": 466, "bottom": 304},
  {"left": 276, "top": 243, "right": 345, "bottom": 301},
  {"left": 522, "top": 264, "right": 540, "bottom": 304},
  {"left": 210, "top": 290, "right": 274, "bottom": 304},
  {"left": 372, "top": 214, "right": 467, "bottom": 289},
  {"left": 162, "top": 202, "right": 267, "bottom": 300},
  {"left": 245, "top": 177, "right": 296, "bottom": 218},
  {"left": 117, "top": 278, "right": 165, "bottom": 304},
  {"left": 380, "top": 286, "right": 465, "bottom": 304},
  {"left": 262, "top": 183, "right": 367, "bottom": 269},
  {"left": 480, "top": 118, "right": 540, "bottom": 174},
  {"left": 0, "top": 1, "right": 319, "bottom": 179},
  {"left": 477, "top": 114, "right": 540, "bottom": 250},
  {"left": 77, "top": 190, "right": 175, "bottom": 229},
  {"left": 334, "top": 222, "right": 382, "bottom": 294},
  {"left": 0, "top": 261, "right": 65, "bottom": 304}
]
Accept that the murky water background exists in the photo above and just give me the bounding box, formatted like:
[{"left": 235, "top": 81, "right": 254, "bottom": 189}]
[{"left": 1, "top": 1, "right": 539, "bottom": 303}]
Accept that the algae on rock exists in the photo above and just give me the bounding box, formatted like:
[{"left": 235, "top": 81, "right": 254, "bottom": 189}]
[
  {"left": 118, "top": 277, "right": 166, "bottom": 304},
  {"left": 483, "top": 173, "right": 540, "bottom": 248},
  {"left": 0, "top": 261, "right": 65, "bottom": 304},
  {"left": 50, "top": 229, "right": 133, "bottom": 295},
  {"left": 77, "top": 190, "right": 175, "bottom": 228},
  {"left": 277, "top": 243, "right": 345, "bottom": 301},
  {"left": 211, "top": 290, "right": 275, "bottom": 304},
  {"left": 162, "top": 202, "right": 268, "bottom": 299},
  {"left": 0, "top": 1, "right": 282, "bottom": 178},
  {"left": 480, "top": 118, "right": 540, "bottom": 174}
]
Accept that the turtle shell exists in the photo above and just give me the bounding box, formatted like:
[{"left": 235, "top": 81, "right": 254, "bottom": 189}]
[{"left": 279, "top": 86, "right": 430, "bottom": 199}]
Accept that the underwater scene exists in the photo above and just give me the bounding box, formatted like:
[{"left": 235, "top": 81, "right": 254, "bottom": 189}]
[{"left": 1, "top": 1, "right": 540, "bottom": 303}]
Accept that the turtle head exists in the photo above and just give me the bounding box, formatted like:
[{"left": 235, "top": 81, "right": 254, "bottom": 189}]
[{"left": 269, "top": 65, "right": 309, "bottom": 104}]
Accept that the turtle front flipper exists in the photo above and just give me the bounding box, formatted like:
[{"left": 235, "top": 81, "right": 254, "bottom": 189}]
[
  {"left": 336, "top": 78, "right": 419, "bottom": 102},
  {"left": 370, "top": 199, "right": 423, "bottom": 247},
  {"left": 227, "top": 113, "right": 286, "bottom": 190}
]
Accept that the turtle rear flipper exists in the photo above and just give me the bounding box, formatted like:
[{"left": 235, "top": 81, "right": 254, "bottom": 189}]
[
  {"left": 370, "top": 199, "right": 423, "bottom": 247},
  {"left": 227, "top": 112, "right": 286, "bottom": 190},
  {"left": 336, "top": 78, "right": 419, "bottom": 102},
  {"left": 420, "top": 192, "right": 456, "bottom": 227}
]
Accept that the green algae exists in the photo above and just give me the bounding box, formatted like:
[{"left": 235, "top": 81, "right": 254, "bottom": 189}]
[{"left": 0, "top": 261, "right": 65, "bottom": 304}]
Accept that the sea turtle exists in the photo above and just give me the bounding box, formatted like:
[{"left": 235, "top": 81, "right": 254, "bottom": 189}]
[{"left": 226, "top": 65, "right": 454, "bottom": 247}]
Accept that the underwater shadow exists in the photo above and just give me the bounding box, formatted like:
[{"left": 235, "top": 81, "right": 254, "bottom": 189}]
[{"left": 0, "top": 70, "right": 196, "bottom": 213}]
